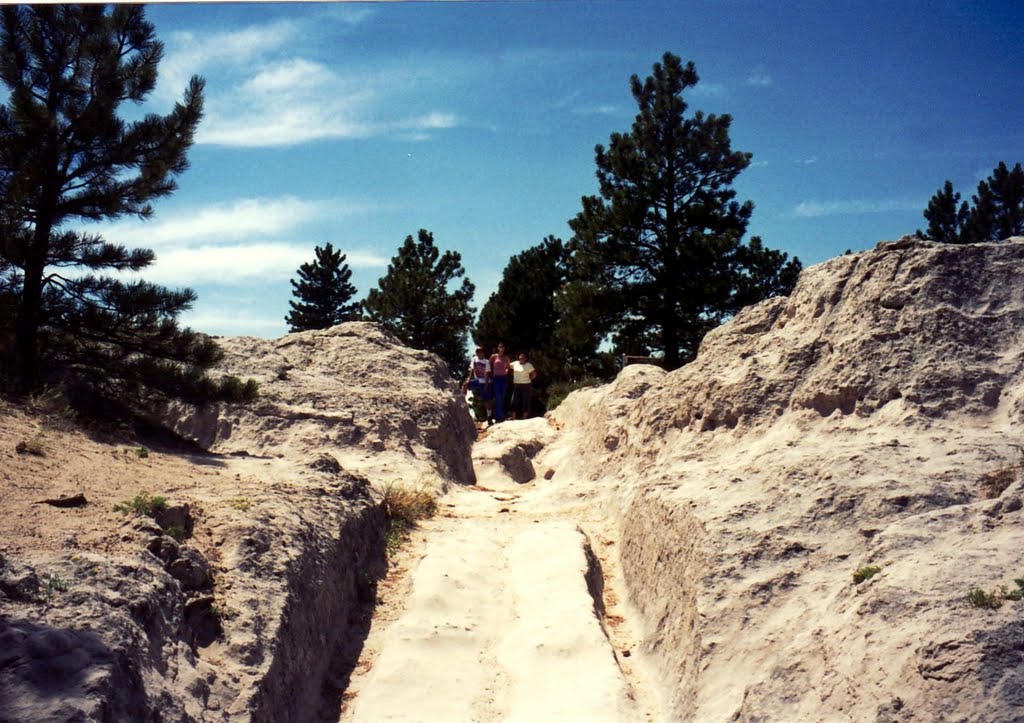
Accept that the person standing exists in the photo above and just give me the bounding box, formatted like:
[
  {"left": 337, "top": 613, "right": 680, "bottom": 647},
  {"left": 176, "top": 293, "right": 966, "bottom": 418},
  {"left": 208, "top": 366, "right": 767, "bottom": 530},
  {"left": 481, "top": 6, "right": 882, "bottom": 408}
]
[
  {"left": 489, "top": 342, "right": 511, "bottom": 423},
  {"left": 509, "top": 351, "right": 537, "bottom": 420},
  {"left": 463, "top": 345, "right": 492, "bottom": 423}
]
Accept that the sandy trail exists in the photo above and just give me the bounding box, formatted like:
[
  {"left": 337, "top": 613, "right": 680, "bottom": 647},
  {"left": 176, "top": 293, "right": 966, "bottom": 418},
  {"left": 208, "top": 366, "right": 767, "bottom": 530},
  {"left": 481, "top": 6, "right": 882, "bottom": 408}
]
[{"left": 337, "top": 419, "right": 662, "bottom": 722}]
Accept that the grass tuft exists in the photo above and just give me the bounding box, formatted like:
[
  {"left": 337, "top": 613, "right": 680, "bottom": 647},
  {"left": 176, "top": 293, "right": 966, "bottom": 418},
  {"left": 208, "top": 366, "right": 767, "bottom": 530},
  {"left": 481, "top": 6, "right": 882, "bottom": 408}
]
[
  {"left": 853, "top": 565, "right": 882, "bottom": 584},
  {"left": 967, "top": 587, "right": 1003, "bottom": 609},
  {"left": 113, "top": 491, "right": 168, "bottom": 517},
  {"left": 380, "top": 482, "right": 437, "bottom": 557}
]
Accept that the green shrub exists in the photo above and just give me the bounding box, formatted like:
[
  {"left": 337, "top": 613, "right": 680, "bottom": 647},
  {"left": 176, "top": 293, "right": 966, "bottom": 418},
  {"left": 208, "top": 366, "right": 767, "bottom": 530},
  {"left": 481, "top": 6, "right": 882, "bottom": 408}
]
[
  {"left": 163, "top": 524, "right": 188, "bottom": 542},
  {"left": 853, "top": 565, "right": 881, "bottom": 584},
  {"left": 228, "top": 496, "right": 252, "bottom": 512},
  {"left": 967, "top": 587, "right": 1003, "bottom": 609},
  {"left": 113, "top": 491, "right": 168, "bottom": 517}
]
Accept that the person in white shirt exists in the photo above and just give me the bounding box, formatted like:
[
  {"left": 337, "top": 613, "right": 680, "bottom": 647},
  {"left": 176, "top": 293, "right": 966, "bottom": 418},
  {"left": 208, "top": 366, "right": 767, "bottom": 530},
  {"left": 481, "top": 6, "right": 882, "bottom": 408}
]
[
  {"left": 463, "top": 345, "right": 493, "bottom": 423},
  {"left": 509, "top": 351, "right": 537, "bottom": 420}
]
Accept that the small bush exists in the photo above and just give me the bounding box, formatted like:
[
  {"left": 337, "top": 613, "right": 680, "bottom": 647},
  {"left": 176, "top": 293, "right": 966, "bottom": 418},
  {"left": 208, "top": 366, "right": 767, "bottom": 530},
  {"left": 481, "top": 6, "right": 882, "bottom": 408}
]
[
  {"left": 228, "top": 497, "right": 252, "bottom": 512},
  {"left": 967, "top": 587, "right": 1003, "bottom": 609},
  {"left": 135, "top": 446, "right": 149, "bottom": 459},
  {"left": 28, "top": 385, "right": 75, "bottom": 423},
  {"left": 43, "top": 572, "right": 70, "bottom": 593},
  {"left": 113, "top": 491, "right": 168, "bottom": 517},
  {"left": 853, "top": 565, "right": 881, "bottom": 584},
  {"left": 163, "top": 524, "right": 188, "bottom": 542},
  {"left": 380, "top": 482, "right": 437, "bottom": 557},
  {"left": 15, "top": 432, "right": 47, "bottom": 456}
]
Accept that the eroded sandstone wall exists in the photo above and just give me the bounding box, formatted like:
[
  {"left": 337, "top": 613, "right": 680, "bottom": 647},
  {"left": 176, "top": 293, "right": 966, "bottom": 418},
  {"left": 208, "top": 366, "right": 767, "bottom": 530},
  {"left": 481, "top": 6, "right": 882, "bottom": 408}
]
[{"left": 552, "top": 238, "right": 1024, "bottom": 721}]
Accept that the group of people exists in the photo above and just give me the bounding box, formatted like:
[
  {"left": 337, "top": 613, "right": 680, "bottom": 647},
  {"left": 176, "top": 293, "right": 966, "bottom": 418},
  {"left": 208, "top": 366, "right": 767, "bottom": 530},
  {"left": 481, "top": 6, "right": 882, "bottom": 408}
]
[{"left": 462, "top": 341, "right": 537, "bottom": 424}]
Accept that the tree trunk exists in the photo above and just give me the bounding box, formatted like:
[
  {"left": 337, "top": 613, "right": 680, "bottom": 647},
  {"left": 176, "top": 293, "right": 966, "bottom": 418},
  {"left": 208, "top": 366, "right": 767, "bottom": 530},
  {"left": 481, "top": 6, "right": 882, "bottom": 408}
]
[{"left": 12, "top": 223, "right": 50, "bottom": 392}]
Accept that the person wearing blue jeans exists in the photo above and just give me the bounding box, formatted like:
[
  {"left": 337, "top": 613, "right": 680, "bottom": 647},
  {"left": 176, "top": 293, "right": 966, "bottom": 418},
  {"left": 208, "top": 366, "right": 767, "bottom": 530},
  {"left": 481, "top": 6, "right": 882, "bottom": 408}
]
[{"left": 489, "top": 342, "right": 511, "bottom": 423}]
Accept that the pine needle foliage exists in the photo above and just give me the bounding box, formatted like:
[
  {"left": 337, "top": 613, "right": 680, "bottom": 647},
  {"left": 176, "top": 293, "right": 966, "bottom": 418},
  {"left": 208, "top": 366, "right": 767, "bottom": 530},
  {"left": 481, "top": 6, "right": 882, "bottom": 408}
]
[
  {"left": 363, "top": 229, "right": 475, "bottom": 378},
  {"left": 285, "top": 243, "right": 361, "bottom": 332},
  {"left": 0, "top": 5, "right": 255, "bottom": 410},
  {"left": 568, "top": 52, "right": 801, "bottom": 370}
]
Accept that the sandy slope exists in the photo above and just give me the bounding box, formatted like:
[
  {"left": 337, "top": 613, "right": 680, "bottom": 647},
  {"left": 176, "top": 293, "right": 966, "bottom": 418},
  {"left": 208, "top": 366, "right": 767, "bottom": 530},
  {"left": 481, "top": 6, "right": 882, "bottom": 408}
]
[{"left": 339, "top": 418, "right": 663, "bottom": 722}]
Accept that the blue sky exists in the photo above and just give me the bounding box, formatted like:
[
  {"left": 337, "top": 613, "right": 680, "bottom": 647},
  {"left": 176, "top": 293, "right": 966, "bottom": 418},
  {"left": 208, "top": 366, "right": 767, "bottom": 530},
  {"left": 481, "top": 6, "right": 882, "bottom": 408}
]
[{"left": 83, "top": 1, "right": 1024, "bottom": 338}]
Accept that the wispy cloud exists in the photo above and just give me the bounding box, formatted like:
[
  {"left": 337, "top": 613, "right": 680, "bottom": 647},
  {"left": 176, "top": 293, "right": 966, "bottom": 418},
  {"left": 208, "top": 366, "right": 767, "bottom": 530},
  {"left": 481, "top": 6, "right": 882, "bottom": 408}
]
[
  {"left": 141, "top": 242, "right": 387, "bottom": 286},
  {"left": 89, "top": 197, "right": 346, "bottom": 248},
  {"left": 692, "top": 82, "right": 727, "bottom": 98},
  {"left": 571, "top": 104, "right": 619, "bottom": 117},
  {"left": 745, "top": 68, "right": 773, "bottom": 87},
  {"left": 794, "top": 156, "right": 818, "bottom": 166},
  {"left": 159, "top": 16, "right": 463, "bottom": 147},
  {"left": 793, "top": 199, "right": 924, "bottom": 218}
]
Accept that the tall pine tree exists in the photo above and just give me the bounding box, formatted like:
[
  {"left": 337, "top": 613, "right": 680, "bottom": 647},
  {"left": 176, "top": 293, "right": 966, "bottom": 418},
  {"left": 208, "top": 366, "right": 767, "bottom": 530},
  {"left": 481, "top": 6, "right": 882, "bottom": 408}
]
[
  {"left": 568, "top": 52, "right": 800, "bottom": 369},
  {"left": 0, "top": 5, "right": 254, "bottom": 408},
  {"left": 285, "top": 243, "right": 360, "bottom": 332},
  {"left": 363, "top": 229, "right": 475, "bottom": 378}
]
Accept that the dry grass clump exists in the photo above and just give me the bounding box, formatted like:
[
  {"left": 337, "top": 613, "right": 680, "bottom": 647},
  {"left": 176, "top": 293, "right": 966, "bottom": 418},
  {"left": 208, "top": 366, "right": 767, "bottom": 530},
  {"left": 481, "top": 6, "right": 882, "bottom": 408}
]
[
  {"left": 979, "top": 465, "right": 1018, "bottom": 499},
  {"left": 380, "top": 482, "right": 437, "bottom": 556}
]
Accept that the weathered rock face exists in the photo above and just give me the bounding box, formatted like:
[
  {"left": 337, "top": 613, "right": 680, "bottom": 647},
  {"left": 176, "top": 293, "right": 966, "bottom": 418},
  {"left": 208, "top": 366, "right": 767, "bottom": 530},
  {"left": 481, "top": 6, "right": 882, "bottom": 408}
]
[
  {"left": 0, "top": 321, "right": 477, "bottom": 721},
  {"left": 552, "top": 238, "right": 1024, "bottom": 721},
  {"left": 165, "top": 322, "right": 477, "bottom": 487}
]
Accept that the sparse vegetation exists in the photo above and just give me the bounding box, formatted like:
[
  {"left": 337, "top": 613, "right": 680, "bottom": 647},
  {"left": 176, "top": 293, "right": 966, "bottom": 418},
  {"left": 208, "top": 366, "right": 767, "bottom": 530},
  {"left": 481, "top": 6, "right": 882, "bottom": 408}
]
[
  {"left": 1005, "top": 578, "right": 1024, "bottom": 601},
  {"left": 20, "top": 572, "right": 71, "bottom": 603},
  {"left": 228, "top": 496, "right": 252, "bottom": 512},
  {"left": 15, "top": 431, "right": 46, "bottom": 456},
  {"left": 113, "top": 491, "right": 168, "bottom": 517},
  {"left": 163, "top": 524, "right": 188, "bottom": 542},
  {"left": 135, "top": 446, "right": 150, "bottom": 459},
  {"left": 853, "top": 565, "right": 882, "bottom": 584},
  {"left": 380, "top": 481, "right": 438, "bottom": 557},
  {"left": 967, "top": 587, "right": 1003, "bottom": 609},
  {"left": 979, "top": 465, "right": 1018, "bottom": 499}
]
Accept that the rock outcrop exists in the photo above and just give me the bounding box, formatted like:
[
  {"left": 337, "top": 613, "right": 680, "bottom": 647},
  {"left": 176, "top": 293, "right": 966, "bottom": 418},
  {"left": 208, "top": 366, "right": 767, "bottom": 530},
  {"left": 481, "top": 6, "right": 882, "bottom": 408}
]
[
  {"left": 552, "top": 237, "right": 1024, "bottom": 721},
  {"left": 0, "top": 322, "right": 475, "bottom": 721}
]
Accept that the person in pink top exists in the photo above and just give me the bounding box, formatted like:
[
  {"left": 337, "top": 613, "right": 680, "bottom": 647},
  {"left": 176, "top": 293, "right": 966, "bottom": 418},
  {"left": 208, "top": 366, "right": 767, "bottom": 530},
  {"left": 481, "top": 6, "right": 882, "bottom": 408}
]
[{"left": 489, "top": 341, "right": 511, "bottom": 423}]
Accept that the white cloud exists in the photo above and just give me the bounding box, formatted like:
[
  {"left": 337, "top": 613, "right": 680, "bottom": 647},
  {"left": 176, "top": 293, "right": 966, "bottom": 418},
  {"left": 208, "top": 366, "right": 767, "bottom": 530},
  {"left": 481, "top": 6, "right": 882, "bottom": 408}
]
[
  {"left": 89, "top": 197, "right": 340, "bottom": 248},
  {"left": 793, "top": 199, "right": 924, "bottom": 218},
  {"left": 794, "top": 156, "right": 818, "bottom": 166},
  {"left": 745, "top": 69, "right": 773, "bottom": 87},
  {"left": 158, "top": 16, "right": 464, "bottom": 147},
  {"left": 181, "top": 307, "right": 287, "bottom": 338},
  {"left": 692, "top": 82, "right": 728, "bottom": 98},
  {"left": 572, "top": 104, "right": 619, "bottom": 116},
  {"left": 135, "top": 242, "right": 388, "bottom": 286}
]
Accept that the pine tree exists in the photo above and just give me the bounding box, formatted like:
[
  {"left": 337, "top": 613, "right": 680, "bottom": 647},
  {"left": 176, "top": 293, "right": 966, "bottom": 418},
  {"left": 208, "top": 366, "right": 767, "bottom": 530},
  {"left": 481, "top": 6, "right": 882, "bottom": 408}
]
[
  {"left": 568, "top": 52, "right": 800, "bottom": 370},
  {"left": 967, "top": 162, "right": 1024, "bottom": 241},
  {"left": 285, "top": 243, "right": 360, "bottom": 332},
  {"left": 920, "top": 162, "right": 1024, "bottom": 243},
  {"left": 474, "top": 236, "right": 566, "bottom": 359},
  {"left": 0, "top": 5, "right": 254, "bottom": 407},
  {"left": 363, "top": 229, "right": 475, "bottom": 377}
]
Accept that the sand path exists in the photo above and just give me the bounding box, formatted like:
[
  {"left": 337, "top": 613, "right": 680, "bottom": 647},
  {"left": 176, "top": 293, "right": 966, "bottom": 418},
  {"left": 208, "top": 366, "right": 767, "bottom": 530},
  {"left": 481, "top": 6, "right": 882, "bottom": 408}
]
[{"left": 337, "top": 420, "right": 662, "bottom": 722}]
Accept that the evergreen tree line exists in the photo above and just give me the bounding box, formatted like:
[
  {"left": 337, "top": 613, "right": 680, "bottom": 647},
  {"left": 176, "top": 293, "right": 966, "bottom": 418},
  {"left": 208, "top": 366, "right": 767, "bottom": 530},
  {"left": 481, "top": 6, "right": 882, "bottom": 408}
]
[{"left": 292, "top": 53, "right": 806, "bottom": 406}]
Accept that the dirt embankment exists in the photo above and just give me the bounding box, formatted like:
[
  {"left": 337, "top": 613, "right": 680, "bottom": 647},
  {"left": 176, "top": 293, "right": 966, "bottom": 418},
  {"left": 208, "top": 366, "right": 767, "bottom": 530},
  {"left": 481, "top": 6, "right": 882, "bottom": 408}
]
[{"left": 0, "top": 323, "right": 475, "bottom": 722}]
